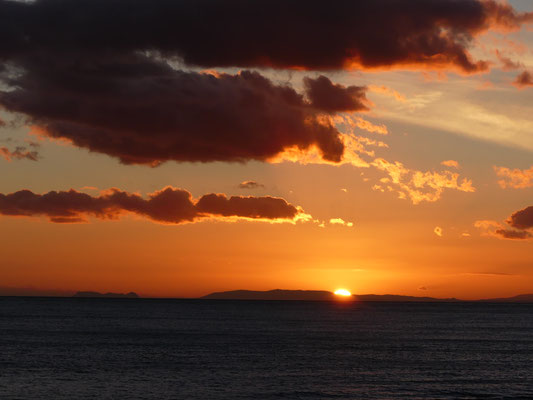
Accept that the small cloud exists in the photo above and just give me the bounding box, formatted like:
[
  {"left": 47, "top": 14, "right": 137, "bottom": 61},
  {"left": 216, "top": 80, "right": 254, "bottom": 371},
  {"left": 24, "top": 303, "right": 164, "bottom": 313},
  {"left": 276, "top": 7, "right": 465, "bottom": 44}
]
[
  {"left": 238, "top": 180, "right": 265, "bottom": 189},
  {"left": 371, "top": 158, "right": 475, "bottom": 204},
  {"left": 24, "top": 139, "right": 41, "bottom": 148},
  {"left": 513, "top": 71, "right": 533, "bottom": 89},
  {"left": 368, "top": 85, "right": 406, "bottom": 102},
  {"left": 329, "top": 218, "right": 354, "bottom": 227},
  {"left": 495, "top": 229, "right": 532, "bottom": 240},
  {"left": 475, "top": 209, "right": 533, "bottom": 241},
  {"left": 303, "top": 75, "right": 369, "bottom": 113},
  {"left": 495, "top": 50, "right": 523, "bottom": 71},
  {"left": 418, "top": 286, "right": 427, "bottom": 291},
  {"left": 340, "top": 188, "right": 348, "bottom": 193},
  {"left": 434, "top": 226, "right": 443, "bottom": 237},
  {"left": 461, "top": 232, "right": 471, "bottom": 237},
  {"left": 441, "top": 160, "right": 460, "bottom": 169},
  {"left": 462, "top": 272, "right": 516, "bottom": 277},
  {"left": 0, "top": 146, "right": 39, "bottom": 162},
  {"left": 507, "top": 205, "right": 533, "bottom": 230},
  {"left": 494, "top": 165, "right": 533, "bottom": 189}
]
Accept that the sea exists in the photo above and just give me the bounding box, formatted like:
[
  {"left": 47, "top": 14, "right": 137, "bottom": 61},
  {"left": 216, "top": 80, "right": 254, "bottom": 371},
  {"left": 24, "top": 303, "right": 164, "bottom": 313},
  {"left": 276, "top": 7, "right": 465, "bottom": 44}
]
[{"left": 1, "top": 297, "right": 532, "bottom": 399}]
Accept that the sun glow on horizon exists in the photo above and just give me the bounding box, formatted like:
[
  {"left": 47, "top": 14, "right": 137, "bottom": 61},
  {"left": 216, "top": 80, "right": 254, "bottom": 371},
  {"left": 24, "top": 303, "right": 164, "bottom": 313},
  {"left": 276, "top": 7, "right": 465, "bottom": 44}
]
[{"left": 334, "top": 289, "right": 352, "bottom": 297}]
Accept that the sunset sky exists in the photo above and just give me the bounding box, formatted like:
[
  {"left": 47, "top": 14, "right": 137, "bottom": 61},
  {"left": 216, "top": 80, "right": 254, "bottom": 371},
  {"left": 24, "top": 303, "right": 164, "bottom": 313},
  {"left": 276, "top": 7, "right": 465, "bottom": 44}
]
[{"left": 1, "top": 0, "right": 532, "bottom": 299}]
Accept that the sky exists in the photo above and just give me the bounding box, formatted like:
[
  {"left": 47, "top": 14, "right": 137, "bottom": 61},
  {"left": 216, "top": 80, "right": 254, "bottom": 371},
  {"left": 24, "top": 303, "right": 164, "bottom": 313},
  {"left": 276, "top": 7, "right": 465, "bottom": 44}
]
[{"left": 0, "top": 0, "right": 532, "bottom": 299}]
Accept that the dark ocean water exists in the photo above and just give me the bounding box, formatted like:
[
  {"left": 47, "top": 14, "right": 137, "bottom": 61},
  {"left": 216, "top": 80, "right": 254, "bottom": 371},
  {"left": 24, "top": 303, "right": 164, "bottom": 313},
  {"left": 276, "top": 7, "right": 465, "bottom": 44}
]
[{"left": 1, "top": 298, "right": 532, "bottom": 399}]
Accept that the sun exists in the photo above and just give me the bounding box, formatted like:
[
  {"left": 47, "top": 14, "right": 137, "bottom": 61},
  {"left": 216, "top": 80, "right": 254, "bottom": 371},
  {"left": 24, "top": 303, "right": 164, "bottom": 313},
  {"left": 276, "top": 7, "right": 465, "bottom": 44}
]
[{"left": 334, "top": 289, "right": 352, "bottom": 297}]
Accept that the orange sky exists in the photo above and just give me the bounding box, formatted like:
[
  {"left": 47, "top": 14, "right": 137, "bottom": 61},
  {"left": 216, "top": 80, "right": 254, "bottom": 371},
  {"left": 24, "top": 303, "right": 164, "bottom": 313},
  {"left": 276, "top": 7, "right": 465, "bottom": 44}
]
[{"left": 0, "top": 0, "right": 532, "bottom": 299}]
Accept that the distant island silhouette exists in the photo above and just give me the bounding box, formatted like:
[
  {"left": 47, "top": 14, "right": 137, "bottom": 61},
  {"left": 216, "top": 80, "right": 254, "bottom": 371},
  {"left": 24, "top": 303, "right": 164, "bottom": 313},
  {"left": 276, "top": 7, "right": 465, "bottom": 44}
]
[
  {"left": 73, "top": 291, "right": 139, "bottom": 299},
  {"left": 1, "top": 287, "right": 532, "bottom": 302},
  {"left": 201, "top": 289, "right": 533, "bottom": 303}
]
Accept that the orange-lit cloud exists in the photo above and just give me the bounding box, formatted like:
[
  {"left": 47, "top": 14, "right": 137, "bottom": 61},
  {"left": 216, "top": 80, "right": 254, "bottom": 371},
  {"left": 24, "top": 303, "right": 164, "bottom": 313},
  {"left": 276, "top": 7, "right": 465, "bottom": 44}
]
[
  {"left": 474, "top": 220, "right": 529, "bottom": 240},
  {"left": 434, "top": 226, "right": 443, "bottom": 237},
  {"left": 495, "top": 49, "right": 523, "bottom": 71},
  {"left": 513, "top": 71, "right": 533, "bottom": 88},
  {"left": 371, "top": 159, "right": 475, "bottom": 204},
  {"left": 0, "top": 146, "right": 38, "bottom": 162},
  {"left": 368, "top": 85, "right": 406, "bottom": 103},
  {"left": 332, "top": 114, "right": 388, "bottom": 135},
  {"left": 0, "top": 187, "right": 311, "bottom": 225},
  {"left": 475, "top": 206, "right": 533, "bottom": 240},
  {"left": 494, "top": 165, "right": 533, "bottom": 189},
  {"left": 441, "top": 160, "right": 460, "bottom": 169},
  {"left": 329, "top": 218, "right": 354, "bottom": 227},
  {"left": 269, "top": 134, "right": 371, "bottom": 168}
]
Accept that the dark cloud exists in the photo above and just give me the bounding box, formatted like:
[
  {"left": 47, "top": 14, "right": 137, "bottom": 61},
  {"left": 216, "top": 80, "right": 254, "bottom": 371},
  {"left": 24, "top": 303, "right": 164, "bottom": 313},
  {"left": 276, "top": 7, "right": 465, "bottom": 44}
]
[
  {"left": 495, "top": 50, "right": 523, "bottom": 71},
  {"left": 0, "top": 0, "right": 530, "bottom": 72},
  {"left": 513, "top": 71, "right": 533, "bottom": 88},
  {"left": 0, "top": 57, "right": 352, "bottom": 165},
  {"left": 494, "top": 228, "right": 532, "bottom": 240},
  {"left": 0, "top": 187, "right": 304, "bottom": 224},
  {"left": 197, "top": 193, "right": 297, "bottom": 219},
  {"left": 0, "top": 0, "right": 530, "bottom": 166},
  {"left": 0, "top": 146, "right": 39, "bottom": 161},
  {"left": 507, "top": 206, "right": 533, "bottom": 230},
  {"left": 304, "top": 76, "right": 368, "bottom": 113},
  {"left": 464, "top": 272, "right": 516, "bottom": 276},
  {"left": 239, "top": 181, "right": 265, "bottom": 190}
]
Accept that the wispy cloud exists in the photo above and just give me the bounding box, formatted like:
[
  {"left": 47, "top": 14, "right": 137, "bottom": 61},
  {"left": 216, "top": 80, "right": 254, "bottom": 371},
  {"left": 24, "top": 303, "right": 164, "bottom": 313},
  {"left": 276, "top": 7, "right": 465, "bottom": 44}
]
[
  {"left": 0, "top": 146, "right": 39, "bottom": 162},
  {"left": 238, "top": 181, "right": 265, "bottom": 190},
  {"left": 494, "top": 165, "right": 533, "bottom": 189}
]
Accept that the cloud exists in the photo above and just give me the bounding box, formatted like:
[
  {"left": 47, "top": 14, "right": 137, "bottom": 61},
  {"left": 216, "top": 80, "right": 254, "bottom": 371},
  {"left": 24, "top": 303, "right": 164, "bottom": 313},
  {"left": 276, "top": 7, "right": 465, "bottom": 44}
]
[
  {"left": 507, "top": 206, "right": 533, "bottom": 230},
  {"left": 0, "top": 0, "right": 530, "bottom": 73},
  {"left": 475, "top": 206, "right": 533, "bottom": 240},
  {"left": 238, "top": 181, "right": 265, "bottom": 190},
  {"left": 332, "top": 115, "right": 388, "bottom": 135},
  {"left": 371, "top": 158, "right": 475, "bottom": 204},
  {"left": 434, "top": 226, "right": 443, "bottom": 237},
  {"left": 461, "top": 272, "right": 516, "bottom": 277},
  {"left": 513, "top": 71, "right": 533, "bottom": 88},
  {"left": 494, "top": 165, "right": 533, "bottom": 189},
  {"left": 1, "top": 60, "right": 359, "bottom": 165},
  {"left": 303, "top": 76, "right": 368, "bottom": 113},
  {"left": 261, "top": 133, "right": 475, "bottom": 205},
  {"left": 0, "top": 146, "right": 39, "bottom": 161},
  {"left": 441, "top": 160, "right": 460, "bottom": 169},
  {"left": 474, "top": 220, "right": 521, "bottom": 240},
  {"left": 418, "top": 286, "right": 427, "bottom": 291},
  {"left": 0, "top": 187, "right": 311, "bottom": 225},
  {"left": 368, "top": 85, "right": 406, "bottom": 102},
  {"left": 329, "top": 218, "right": 354, "bottom": 227},
  {"left": 495, "top": 50, "right": 523, "bottom": 71},
  {"left": 494, "top": 228, "right": 532, "bottom": 240}
]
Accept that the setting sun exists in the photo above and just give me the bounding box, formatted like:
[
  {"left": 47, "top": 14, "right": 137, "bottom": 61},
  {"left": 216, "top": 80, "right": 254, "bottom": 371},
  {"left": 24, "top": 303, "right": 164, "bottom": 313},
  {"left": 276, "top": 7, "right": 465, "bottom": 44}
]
[{"left": 334, "top": 289, "right": 352, "bottom": 297}]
